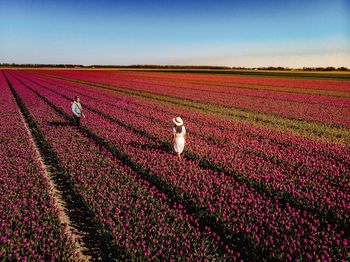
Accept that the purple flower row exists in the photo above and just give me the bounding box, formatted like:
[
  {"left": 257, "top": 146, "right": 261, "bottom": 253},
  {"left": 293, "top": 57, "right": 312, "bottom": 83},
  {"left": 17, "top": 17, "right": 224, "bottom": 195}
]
[{"left": 0, "top": 72, "right": 77, "bottom": 261}]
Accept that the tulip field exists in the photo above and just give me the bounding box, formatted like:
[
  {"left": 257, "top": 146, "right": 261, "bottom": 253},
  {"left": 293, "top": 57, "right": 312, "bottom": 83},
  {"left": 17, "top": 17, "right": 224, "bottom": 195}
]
[{"left": 1, "top": 69, "right": 349, "bottom": 261}]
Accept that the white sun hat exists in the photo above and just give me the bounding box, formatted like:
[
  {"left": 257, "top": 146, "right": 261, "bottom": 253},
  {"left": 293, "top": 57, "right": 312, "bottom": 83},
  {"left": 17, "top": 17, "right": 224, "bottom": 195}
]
[{"left": 173, "top": 116, "right": 183, "bottom": 126}]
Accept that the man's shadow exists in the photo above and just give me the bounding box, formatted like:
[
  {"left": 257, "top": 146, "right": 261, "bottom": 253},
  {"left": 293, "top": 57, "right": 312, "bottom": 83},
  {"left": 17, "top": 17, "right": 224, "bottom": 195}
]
[
  {"left": 128, "top": 141, "right": 171, "bottom": 153},
  {"left": 48, "top": 120, "right": 76, "bottom": 127}
]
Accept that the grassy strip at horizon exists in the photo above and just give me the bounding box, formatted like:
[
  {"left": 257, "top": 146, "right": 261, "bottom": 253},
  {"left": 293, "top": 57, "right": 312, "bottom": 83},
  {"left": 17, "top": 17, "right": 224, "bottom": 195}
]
[
  {"left": 190, "top": 82, "right": 350, "bottom": 98},
  {"left": 35, "top": 72, "right": 350, "bottom": 145}
]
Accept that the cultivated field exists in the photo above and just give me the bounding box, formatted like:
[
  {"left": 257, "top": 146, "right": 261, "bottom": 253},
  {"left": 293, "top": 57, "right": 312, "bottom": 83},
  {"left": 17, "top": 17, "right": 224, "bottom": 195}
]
[{"left": 1, "top": 69, "right": 349, "bottom": 260}]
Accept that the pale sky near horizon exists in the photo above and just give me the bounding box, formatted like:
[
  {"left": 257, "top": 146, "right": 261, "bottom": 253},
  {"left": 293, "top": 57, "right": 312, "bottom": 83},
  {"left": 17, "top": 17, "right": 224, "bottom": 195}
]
[{"left": 0, "top": 0, "right": 349, "bottom": 67}]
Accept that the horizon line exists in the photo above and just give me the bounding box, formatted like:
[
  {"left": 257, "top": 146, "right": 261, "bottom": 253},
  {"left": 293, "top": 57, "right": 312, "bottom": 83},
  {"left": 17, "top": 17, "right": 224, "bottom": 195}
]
[{"left": 1, "top": 63, "right": 349, "bottom": 70}]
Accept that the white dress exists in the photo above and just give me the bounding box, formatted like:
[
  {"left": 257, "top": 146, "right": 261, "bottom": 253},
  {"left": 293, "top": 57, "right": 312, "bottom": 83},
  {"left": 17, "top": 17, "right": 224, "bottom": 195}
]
[{"left": 173, "top": 126, "right": 186, "bottom": 154}]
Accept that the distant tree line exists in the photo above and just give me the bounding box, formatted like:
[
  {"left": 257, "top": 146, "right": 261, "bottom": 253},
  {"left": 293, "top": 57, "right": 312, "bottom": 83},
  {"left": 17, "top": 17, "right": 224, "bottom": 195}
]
[
  {"left": 0, "top": 63, "right": 83, "bottom": 68},
  {"left": 89, "top": 64, "right": 233, "bottom": 69},
  {"left": 0, "top": 63, "right": 349, "bottom": 71},
  {"left": 300, "top": 66, "right": 349, "bottom": 71}
]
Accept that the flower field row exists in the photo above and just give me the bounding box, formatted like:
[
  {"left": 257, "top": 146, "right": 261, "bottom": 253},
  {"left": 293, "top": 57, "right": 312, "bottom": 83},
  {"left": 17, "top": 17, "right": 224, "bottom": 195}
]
[
  {"left": 0, "top": 72, "right": 77, "bottom": 260},
  {"left": 7, "top": 70, "right": 349, "bottom": 260},
  {"left": 130, "top": 70, "right": 350, "bottom": 92},
  {"left": 19, "top": 70, "right": 350, "bottom": 228},
  {"left": 4, "top": 71, "right": 231, "bottom": 260},
  {"left": 37, "top": 70, "right": 350, "bottom": 127},
  {"left": 94, "top": 74, "right": 350, "bottom": 107},
  {"left": 41, "top": 69, "right": 350, "bottom": 92}
]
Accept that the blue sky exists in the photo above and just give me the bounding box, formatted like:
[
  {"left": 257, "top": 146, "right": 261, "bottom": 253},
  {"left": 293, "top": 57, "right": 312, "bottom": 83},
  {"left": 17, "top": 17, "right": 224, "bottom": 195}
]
[{"left": 0, "top": 0, "right": 349, "bottom": 67}]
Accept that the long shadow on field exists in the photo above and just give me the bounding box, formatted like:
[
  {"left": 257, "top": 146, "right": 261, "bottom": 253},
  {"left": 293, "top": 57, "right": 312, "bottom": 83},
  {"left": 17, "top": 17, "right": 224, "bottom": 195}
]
[
  {"left": 49, "top": 166, "right": 123, "bottom": 261},
  {"left": 48, "top": 120, "right": 76, "bottom": 127}
]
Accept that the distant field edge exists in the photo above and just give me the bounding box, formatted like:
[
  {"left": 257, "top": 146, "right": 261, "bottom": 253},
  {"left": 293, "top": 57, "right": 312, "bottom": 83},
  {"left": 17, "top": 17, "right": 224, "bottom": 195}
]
[
  {"left": 3, "top": 67, "right": 350, "bottom": 80},
  {"left": 120, "top": 69, "right": 350, "bottom": 80}
]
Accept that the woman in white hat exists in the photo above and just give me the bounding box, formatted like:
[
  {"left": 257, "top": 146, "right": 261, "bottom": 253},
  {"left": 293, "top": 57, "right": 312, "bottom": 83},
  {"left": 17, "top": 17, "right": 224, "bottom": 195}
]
[{"left": 172, "top": 116, "right": 187, "bottom": 161}]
